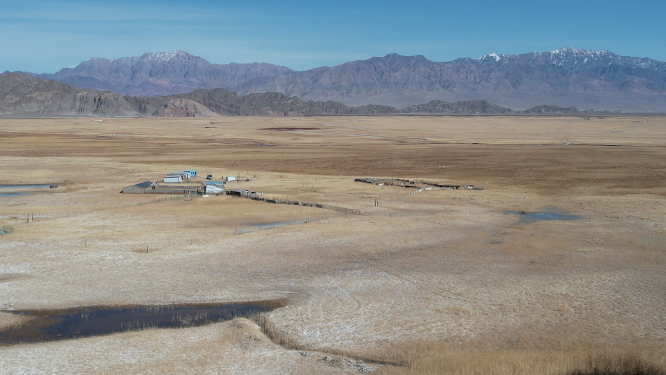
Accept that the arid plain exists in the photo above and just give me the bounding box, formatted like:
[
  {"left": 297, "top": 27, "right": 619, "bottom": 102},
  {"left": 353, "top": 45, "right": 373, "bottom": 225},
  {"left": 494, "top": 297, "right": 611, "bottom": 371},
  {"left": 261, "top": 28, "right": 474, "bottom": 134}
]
[{"left": 0, "top": 115, "right": 664, "bottom": 374}]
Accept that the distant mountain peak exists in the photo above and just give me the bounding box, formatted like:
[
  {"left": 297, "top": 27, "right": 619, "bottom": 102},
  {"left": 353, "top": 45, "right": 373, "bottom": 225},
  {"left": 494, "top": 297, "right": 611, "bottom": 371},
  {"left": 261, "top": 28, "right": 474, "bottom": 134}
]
[
  {"left": 548, "top": 47, "right": 616, "bottom": 58},
  {"left": 138, "top": 50, "right": 195, "bottom": 62},
  {"left": 83, "top": 50, "right": 196, "bottom": 64},
  {"left": 554, "top": 47, "right": 612, "bottom": 54},
  {"left": 551, "top": 47, "right": 591, "bottom": 55},
  {"left": 383, "top": 53, "right": 426, "bottom": 59},
  {"left": 478, "top": 47, "right": 618, "bottom": 62},
  {"left": 479, "top": 52, "right": 503, "bottom": 61},
  {"left": 33, "top": 51, "right": 293, "bottom": 97},
  {"left": 380, "top": 53, "right": 429, "bottom": 67},
  {"left": 86, "top": 56, "right": 110, "bottom": 62}
]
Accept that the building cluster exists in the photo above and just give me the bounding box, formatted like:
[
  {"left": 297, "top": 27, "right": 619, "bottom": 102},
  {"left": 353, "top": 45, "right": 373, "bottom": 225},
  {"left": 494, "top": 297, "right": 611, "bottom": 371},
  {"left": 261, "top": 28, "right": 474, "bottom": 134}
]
[
  {"left": 163, "top": 170, "right": 198, "bottom": 183},
  {"left": 121, "top": 172, "right": 481, "bottom": 200},
  {"left": 122, "top": 169, "right": 243, "bottom": 196}
]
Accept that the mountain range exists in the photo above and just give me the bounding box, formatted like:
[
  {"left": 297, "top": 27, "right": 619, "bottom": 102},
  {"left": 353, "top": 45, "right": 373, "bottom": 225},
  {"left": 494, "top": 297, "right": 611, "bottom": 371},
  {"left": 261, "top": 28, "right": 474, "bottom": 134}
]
[
  {"left": 20, "top": 50, "right": 292, "bottom": 97},
  {"left": 0, "top": 72, "right": 614, "bottom": 117},
  {"left": 10, "top": 48, "right": 666, "bottom": 112}
]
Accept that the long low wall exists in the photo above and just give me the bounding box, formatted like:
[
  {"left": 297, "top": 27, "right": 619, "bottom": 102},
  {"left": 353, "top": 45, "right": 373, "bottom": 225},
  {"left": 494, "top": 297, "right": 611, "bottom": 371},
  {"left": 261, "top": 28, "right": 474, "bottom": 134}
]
[
  {"left": 122, "top": 183, "right": 203, "bottom": 194},
  {"left": 143, "top": 188, "right": 203, "bottom": 194},
  {"left": 355, "top": 177, "right": 462, "bottom": 190}
]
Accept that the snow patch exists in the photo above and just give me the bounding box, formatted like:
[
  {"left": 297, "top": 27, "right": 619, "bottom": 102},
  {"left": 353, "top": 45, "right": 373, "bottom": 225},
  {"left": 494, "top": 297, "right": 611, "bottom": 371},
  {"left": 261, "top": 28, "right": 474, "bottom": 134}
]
[{"left": 479, "top": 53, "right": 501, "bottom": 62}]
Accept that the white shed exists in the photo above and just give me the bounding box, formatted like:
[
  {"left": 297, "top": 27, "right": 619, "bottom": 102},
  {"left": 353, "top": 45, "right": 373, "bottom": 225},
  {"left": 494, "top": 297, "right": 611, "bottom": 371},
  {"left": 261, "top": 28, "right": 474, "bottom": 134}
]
[
  {"left": 164, "top": 175, "right": 183, "bottom": 183},
  {"left": 226, "top": 176, "right": 236, "bottom": 182}
]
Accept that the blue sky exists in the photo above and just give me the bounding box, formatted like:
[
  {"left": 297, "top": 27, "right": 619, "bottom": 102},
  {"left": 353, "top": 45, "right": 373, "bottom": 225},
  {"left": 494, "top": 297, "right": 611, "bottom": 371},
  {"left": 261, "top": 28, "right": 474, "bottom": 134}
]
[{"left": 1, "top": 0, "right": 664, "bottom": 73}]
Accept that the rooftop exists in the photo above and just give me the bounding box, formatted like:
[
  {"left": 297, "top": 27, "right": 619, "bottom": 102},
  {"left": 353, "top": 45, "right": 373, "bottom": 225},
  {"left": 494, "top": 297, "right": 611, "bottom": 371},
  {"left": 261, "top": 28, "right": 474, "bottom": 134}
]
[{"left": 134, "top": 181, "right": 155, "bottom": 189}]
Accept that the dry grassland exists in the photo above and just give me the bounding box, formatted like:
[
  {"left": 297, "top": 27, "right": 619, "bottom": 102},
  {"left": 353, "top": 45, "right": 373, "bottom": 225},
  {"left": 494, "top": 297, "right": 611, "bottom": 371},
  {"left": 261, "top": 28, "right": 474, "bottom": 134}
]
[{"left": 0, "top": 115, "right": 664, "bottom": 374}]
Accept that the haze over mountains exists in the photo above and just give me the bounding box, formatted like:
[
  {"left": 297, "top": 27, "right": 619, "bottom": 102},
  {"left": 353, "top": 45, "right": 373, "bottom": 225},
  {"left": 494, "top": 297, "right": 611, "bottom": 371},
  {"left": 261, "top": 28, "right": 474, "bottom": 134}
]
[
  {"left": 11, "top": 48, "right": 666, "bottom": 112},
  {"left": 239, "top": 48, "right": 666, "bottom": 111},
  {"left": 2, "top": 72, "right": 603, "bottom": 117},
  {"left": 22, "top": 50, "right": 293, "bottom": 97},
  {"left": 0, "top": 72, "right": 509, "bottom": 117}
]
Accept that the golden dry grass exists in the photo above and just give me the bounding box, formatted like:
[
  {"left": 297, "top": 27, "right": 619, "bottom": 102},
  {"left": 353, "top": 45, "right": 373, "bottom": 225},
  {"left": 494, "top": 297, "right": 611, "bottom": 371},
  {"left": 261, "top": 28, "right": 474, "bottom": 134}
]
[
  {"left": 374, "top": 342, "right": 666, "bottom": 375},
  {"left": 0, "top": 115, "right": 664, "bottom": 374}
]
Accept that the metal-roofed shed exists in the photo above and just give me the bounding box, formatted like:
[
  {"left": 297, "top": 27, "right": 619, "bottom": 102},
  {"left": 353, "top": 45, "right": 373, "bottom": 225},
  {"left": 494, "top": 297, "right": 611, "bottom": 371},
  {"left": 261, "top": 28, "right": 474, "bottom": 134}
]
[{"left": 122, "top": 181, "right": 156, "bottom": 194}]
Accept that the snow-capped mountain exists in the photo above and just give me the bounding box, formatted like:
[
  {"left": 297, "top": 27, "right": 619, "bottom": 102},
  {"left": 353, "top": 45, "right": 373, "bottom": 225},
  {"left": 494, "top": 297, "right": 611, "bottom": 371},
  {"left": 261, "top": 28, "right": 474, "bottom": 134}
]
[
  {"left": 17, "top": 48, "right": 666, "bottom": 111},
  {"left": 234, "top": 48, "right": 666, "bottom": 111},
  {"left": 24, "top": 51, "right": 292, "bottom": 97},
  {"left": 477, "top": 48, "right": 664, "bottom": 70}
]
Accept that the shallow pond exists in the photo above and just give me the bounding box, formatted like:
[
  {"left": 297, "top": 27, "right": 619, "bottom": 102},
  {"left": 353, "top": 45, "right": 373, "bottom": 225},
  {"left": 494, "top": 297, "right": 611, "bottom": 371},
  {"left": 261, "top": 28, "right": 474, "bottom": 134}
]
[
  {"left": 504, "top": 207, "right": 583, "bottom": 225},
  {"left": 235, "top": 219, "right": 310, "bottom": 234},
  {"left": 0, "top": 300, "right": 285, "bottom": 345}
]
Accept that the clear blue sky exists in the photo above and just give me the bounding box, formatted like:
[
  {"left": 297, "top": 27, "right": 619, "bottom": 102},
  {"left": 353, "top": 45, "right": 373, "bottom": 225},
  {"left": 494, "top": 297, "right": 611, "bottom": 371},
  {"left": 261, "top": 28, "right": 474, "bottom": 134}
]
[{"left": 1, "top": 0, "right": 664, "bottom": 73}]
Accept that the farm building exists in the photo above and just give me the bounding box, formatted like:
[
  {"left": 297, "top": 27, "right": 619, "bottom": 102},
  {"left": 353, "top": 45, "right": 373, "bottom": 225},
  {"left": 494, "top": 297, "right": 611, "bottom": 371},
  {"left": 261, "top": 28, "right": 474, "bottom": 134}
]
[
  {"left": 122, "top": 181, "right": 157, "bottom": 194},
  {"left": 205, "top": 181, "right": 225, "bottom": 195},
  {"left": 164, "top": 174, "right": 183, "bottom": 183},
  {"left": 226, "top": 189, "right": 249, "bottom": 197},
  {"left": 122, "top": 181, "right": 204, "bottom": 195},
  {"left": 184, "top": 170, "right": 198, "bottom": 177},
  {"left": 226, "top": 189, "right": 262, "bottom": 197}
]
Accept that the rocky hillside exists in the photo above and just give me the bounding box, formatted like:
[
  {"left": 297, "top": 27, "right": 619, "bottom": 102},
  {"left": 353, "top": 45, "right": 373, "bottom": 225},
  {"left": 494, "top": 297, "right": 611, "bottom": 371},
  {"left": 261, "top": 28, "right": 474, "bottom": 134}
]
[
  {"left": 125, "top": 97, "right": 221, "bottom": 117},
  {"left": 1, "top": 73, "right": 383, "bottom": 117},
  {"left": 0, "top": 73, "right": 138, "bottom": 117},
  {"left": 169, "top": 89, "right": 397, "bottom": 116},
  {"left": 236, "top": 48, "right": 666, "bottom": 111},
  {"left": 402, "top": 100, "right": 514, "bottom": 114},
  {"left": 23, "top": 51, "right": 292, "bottom": 97},
  {"left": 0, "top": 72, "right": 619, "bottom": 118}
]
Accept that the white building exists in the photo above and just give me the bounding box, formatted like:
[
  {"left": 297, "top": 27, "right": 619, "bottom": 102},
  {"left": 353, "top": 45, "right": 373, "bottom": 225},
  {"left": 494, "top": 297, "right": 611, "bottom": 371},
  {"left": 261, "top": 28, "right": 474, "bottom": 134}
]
[{"left": 163, "top": 174, "right": 183, "bottom": 183}]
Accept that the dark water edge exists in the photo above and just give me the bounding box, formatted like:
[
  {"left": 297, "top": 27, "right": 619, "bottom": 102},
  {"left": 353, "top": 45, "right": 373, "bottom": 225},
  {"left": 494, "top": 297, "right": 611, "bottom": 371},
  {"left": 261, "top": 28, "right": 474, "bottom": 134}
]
[
  {"left": 504, "top": 207, "right": 583, "bottom": 225},
  {"left": 0, "top": 300, "right": 286, "bottom": 345}
]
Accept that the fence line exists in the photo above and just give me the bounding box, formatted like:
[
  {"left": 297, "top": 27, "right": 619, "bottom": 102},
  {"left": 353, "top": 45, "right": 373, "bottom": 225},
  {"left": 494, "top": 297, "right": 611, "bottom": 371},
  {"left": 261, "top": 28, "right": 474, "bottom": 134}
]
[
  {"left": 136, "top": 195, "right": 188, "bottom": 206},
  {"left": 357, "top": 211, "right": 409, "bottom": 217},
  {"left": 241, "top": 195, "right": 362, "bottom": 215}
]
